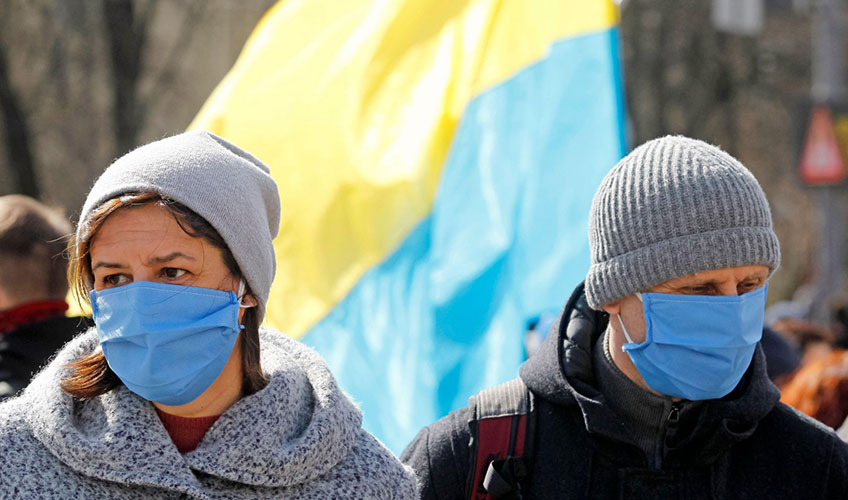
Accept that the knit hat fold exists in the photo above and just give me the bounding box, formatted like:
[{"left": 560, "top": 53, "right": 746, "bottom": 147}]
[
  {"left": 77, "top": 131, "right": 280, "bottom": 322},
  {"left": 585, "top": 136, "right": 780, "bottom": 310}
]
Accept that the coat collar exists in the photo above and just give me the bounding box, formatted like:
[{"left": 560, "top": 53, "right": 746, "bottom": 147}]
[
  {"left": 520, "top": 282, "right": 781, "bottom": 466},
  {"left": 25, "top": 328, "right": 362, "bottom": 495}
]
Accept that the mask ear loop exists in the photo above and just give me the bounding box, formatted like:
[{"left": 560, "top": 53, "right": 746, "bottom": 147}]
[
  {"left": 617, "top": 315, "right": 635, "bottom": 347},
  {"left": 237, "top": 279, "right": 255, "bottom": 309},
  {"left": 617, "top": 293, "right": 644, "bottom": 349}
]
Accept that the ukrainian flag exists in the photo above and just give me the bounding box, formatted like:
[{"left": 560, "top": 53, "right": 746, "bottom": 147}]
[{"left": 190, "top": 0, "right": 626, "bottom": 453}]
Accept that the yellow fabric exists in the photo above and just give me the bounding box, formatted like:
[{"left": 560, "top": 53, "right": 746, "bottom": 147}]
[{"left": 189, "top": 0, "right": 619, "bottom": 337}]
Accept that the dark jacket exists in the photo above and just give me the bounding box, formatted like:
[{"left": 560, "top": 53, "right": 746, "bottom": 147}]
[
  {"left": 0, "top": 315, "right": 89, "bottom": 400},
  {"left": 401, "top": 283, "right": 848, "bottom": 499}
]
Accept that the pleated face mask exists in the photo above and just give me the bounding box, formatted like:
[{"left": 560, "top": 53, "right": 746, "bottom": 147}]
[
  {"left": 90, "top": 280, "right": 251, "bottom": 406},
  {"left": 617, "top": 283, "right": 767, "bottom": 400}
]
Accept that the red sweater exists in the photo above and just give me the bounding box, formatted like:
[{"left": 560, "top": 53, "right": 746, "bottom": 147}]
[{"left": 155, "top": 408, "right": 221, "bottom": 454}]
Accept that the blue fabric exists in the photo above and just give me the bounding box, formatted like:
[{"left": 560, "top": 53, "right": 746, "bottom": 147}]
[
  {"left": 91, "top": 281, "right": 242, "bottom": 406},
  {"left": 302, "top": 28, "right": 627, "bottom": 454},
  {"left": 622, "top": 284, "right": 768, "bottom": 400}
]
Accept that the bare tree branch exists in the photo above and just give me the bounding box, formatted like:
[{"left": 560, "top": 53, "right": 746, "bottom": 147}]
[
  {"left": 0, "top": 44, "right": 39, "bottom": 197},
  {"left": 136, "top": 0, "right": 206, "bottom": 132},
  {"left": 103, "top": 0, "right": 149, "bottom": 156}
]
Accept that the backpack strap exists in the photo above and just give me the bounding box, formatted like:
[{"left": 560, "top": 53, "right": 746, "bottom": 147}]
[{"left": 465, "top": 378, "right": 536, "bottom": 500}]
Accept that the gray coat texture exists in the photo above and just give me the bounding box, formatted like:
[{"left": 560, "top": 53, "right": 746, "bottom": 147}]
[{"left": 0, "top": 328, "right": 417, "bottom": 499}]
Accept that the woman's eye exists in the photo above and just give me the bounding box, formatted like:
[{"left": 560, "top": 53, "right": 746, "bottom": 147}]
[
  {"left": 162, "top": 268, "right": 187, "bottom": 279},
  {"left": 103, "top": 274, "right": 129, "bottom": 287}
]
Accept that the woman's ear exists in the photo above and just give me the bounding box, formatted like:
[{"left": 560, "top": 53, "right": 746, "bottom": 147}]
[
  {"left": 235, "top": 278, "right": 258, "bottom": 308},
  {"left": 241, "top": 294, "right": 259, "bottom": 308}
]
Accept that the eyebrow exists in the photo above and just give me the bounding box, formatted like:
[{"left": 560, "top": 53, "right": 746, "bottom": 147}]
[
  {"left": 682, "top": 273, "right": 767, "bottom": 288},
  {"left": 147, "top": 252, "right": 196, "bottom": 265},
  {"left": 91, "top": 252, "right": 196, "bottom": 271},
  {"left": 91, "top": 261, "right": 125, "bottom": 271}
]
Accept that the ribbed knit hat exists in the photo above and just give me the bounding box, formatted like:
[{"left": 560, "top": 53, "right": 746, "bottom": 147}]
[
  {"left": 584, "top": 135, "right": 780, "bottom": 310},
  {"left": 78, "top": 131, "right": 280, "bottom": 322}
]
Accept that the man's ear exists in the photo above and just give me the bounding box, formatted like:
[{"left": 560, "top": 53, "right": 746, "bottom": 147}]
[{"left": 602, "top": 300, "right": 622, "bottom": 317}]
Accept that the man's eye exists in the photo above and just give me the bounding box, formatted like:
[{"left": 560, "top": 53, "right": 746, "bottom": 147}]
[{"left": 162, "top": 268, "right": 187, "bottom": 279}]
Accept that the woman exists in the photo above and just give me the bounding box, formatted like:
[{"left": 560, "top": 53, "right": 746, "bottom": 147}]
[{"left": 0, "top": 131, "right": 417, "bottom": 499}]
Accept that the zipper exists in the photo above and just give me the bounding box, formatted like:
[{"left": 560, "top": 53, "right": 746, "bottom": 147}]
[
  {"left": 667, "top": 403, "right": 680, "bottom": 427},
  {"left": 655, "top": 402, "right": 682, "bottom": 469},
  {"left": 664, "top": 403, "right": 682, "bottom": 449}
]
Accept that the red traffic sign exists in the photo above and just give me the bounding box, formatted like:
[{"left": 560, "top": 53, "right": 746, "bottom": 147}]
[{"left": 799, "top": 105, "right": 846, "bottom": 185}]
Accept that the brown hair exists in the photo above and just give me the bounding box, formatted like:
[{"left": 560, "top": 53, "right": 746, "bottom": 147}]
[
  {"left": 61, "top": 192, "right": 268, "bottom": 399},
  {"left": 0, "top": 195, "right": 73, "bottom": 303}
]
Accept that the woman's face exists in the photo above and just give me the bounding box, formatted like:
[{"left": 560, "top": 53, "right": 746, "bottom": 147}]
[
  {"left": 88, "top": 202, "right": 253, "bottom": 415},
  {"left": 89, "top": 203, "right": 237, "bottom": 295}
]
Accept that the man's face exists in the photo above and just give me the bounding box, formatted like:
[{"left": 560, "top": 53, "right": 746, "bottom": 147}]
[{"left": 603, "top": 264, "right": 770, "bottom": 396}]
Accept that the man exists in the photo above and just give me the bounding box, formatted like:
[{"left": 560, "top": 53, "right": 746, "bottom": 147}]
[
  {"left": 402, "top": 136, "right": 848, "bottom": 499},
  {"left": 0, "top": 194, "right": 89, "bottom": 400}
]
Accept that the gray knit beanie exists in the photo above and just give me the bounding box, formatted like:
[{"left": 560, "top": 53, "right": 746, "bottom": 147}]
[
  {"left": 584, "top": 135, "right": 780, "bottom": 310},
  {"left": 77, "top": 131, "right": 280, "bottom": 322}
]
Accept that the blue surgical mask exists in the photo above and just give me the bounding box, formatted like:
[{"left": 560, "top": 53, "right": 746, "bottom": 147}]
[
  {"left": 617, "top": 283, "right": 767, "bottom": 400},
  {"left": 90, "top": 280, "right": 252, "bottom": 406}
]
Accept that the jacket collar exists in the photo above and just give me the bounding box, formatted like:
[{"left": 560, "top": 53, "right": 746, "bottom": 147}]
[{"left": 520, "top": 282, "right": 781, "bottom": 466}]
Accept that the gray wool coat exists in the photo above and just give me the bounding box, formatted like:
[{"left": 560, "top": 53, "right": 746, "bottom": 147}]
[{"left": 0, "top": 328, "right": 417, "bottom": 499}]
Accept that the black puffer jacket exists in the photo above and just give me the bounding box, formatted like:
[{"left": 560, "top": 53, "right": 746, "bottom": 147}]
[
  {"left": 0, "top": 315, "right": 89, "bottom": 400},
  {"left": 402, "top": 283, "right": 848, "bottom": 499}
]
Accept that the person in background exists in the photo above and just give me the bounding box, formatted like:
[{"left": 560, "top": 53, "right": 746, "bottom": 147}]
[
  {"left": 761, "top": 296, "right": 848, "bottom": 435},
  {"left": 760, "top": 326, "right": 802, "bottom": 382},
  {"left": 0, "top": 131, "right": 416, "bottom": 499},
  {"left": 829, "top": 303, "right": 848, "bottom": 350},
  {"left": 402, "top": 136, "right": 848, "bottom": 499},
  {"left": 0, "top": 194, "right": 90, "bottom": 400},
  {"left": 770, "top": 313, "right": 836, "bottom": 363},
  {"left": 780, "top": 349, "right": 848, "bottom": 431}
]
